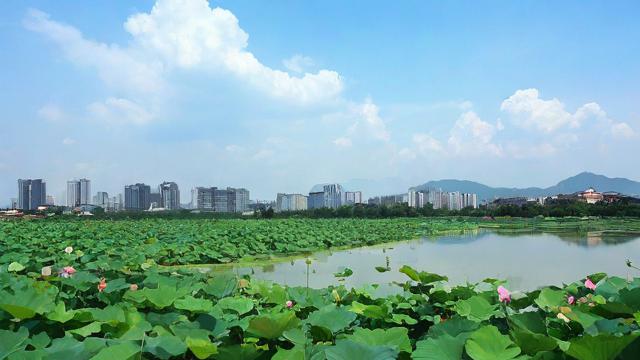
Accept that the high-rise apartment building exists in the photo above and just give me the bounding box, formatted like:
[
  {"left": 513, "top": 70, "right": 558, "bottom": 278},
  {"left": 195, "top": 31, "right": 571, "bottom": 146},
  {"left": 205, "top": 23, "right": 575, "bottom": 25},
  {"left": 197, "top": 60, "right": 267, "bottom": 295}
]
[
  {"left": 66, "top": 178, "right": 91, "bottom": 207},
  {"left": 124, "top": 183, "right": 151, "bottom": 210},
  {"left": 407, "top": 188, "right": 478, "bottom": 210},
  {"left": 17, "top": 179, "right": 46, "bottom": 210},
  {"left": 194, "top": 186, "right": 250, "bottom": 212},
  {"left": 93, "top": 192, "right": 109, "bottom": 208},
  {"left": 46, "top": 195, "right": 56, "bottom": 206},
  {"left": 159, "top": 182, "right": 180, "bottom": 210},
  {"left": 230, "top": 188, "right": 250, "bottom": 212},
  {"left": 276, "top": 193, "right": 308, "bottom": 212},
  {"left": 308, "top": 184, "right": 345, "bottom": 209},
  {"left": 345, "top": 191, "right": 363, "bottom": 205}
]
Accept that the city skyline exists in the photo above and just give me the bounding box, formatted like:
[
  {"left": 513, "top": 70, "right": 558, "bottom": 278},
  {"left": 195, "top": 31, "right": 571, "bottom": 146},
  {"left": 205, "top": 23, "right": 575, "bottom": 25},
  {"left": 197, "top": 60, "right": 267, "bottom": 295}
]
[{"left": 2, "top": 0, "right": 639, "bottom": 204}]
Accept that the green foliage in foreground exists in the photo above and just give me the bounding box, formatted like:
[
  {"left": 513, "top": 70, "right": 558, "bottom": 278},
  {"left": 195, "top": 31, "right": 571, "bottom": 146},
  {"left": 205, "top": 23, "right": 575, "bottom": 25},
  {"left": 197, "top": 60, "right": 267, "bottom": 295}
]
[{"left": 0, "top": 264, "right": 639, "bottom": 359}]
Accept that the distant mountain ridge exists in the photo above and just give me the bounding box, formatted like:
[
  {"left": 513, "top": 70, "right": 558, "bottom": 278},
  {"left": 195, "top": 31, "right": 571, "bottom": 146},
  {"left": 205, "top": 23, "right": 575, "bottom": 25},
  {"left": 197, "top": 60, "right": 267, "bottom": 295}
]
[{"left": 412, "top": 172, "right": 640, "bottom": 201}]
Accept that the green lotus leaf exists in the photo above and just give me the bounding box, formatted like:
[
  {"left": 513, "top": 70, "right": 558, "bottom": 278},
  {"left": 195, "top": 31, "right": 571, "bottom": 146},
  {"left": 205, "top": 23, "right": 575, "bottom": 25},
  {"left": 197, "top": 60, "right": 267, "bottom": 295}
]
[
  {"left": 185, "top": 336, "right": 218, "bottom": 359},
  {"left": 427, "top": 316, "right": 479, "bottom": 339},
  {"left": 7, "top": 262, "right": 25, "bottom": 273},
  {"left": 91, "top": 340, "right": 139, "bottom": 360},
  {"left": 68, "top": 322, "right": 103, "bottom": 337},
  {"left": 143, "top": 334, "right": 188, "bottom": 359},
  {"left": 174, "top": 296, "right": 214, "bottom": 313},
  {"left": 455, "top": 296, "right": 498, "bottom": 322},
  {"left": 307, "top": 304, "right": 357, "bottom": 333},
  {"left": 349, "top": 301, "right": 387, "bottom": 319},
  {"left": 341, "top": 327, "right": 411, "bottom": 353},
  {"left": 413, "top": 334, "right": 466, "bottom": 360},
  {"left": 322, "top": 340, "right": 398, "bottom": 360},
  {"left": 247, "top": 311, "right": 300, "bottom": 339},
  {"left": 565, "top": 333, "right": 639, "bottom": 360},
  {"left": 535, "top": 288, "right": 566, "bottom": 310},
  {"left": 0, "top": 327, "right": 29, "bottom": 359},
  {"left": 215, "top": 296, "right": 254, "bottom": 315},
  {"left": 465, "top": 325, "right": 522, "bottom": 360},
  {"left": 0, "top": 286, "right": 56, "bottom": 320},
  {"left": 272, "top": 346, "right": 305, "bottom": 360}
]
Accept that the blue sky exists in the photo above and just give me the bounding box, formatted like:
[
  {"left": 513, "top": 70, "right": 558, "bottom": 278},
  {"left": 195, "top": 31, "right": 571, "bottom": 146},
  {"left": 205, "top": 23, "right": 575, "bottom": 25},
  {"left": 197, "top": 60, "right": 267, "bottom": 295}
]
[{"left": 1, "top": 0, "right": 639, "bottom": 204}]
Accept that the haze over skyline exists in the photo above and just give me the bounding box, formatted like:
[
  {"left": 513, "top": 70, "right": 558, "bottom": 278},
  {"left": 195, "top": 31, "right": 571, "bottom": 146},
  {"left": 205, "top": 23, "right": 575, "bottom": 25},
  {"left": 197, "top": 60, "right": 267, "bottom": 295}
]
[{"left": 1, "top": 0, "right": 639, "bottom": 203}]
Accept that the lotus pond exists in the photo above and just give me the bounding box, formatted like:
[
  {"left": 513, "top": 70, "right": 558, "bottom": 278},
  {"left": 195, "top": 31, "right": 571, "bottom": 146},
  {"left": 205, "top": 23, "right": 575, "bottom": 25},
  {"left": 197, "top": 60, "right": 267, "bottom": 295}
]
[{"left": 0, "top": 217, "right": 639, "bottom": 359}]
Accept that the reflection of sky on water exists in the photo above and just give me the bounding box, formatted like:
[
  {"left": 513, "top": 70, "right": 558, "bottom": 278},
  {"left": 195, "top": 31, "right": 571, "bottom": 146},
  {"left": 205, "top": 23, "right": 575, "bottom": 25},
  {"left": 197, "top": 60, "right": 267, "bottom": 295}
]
[{"left": 232, "top": 232, "right": 640, "bottom": 292}]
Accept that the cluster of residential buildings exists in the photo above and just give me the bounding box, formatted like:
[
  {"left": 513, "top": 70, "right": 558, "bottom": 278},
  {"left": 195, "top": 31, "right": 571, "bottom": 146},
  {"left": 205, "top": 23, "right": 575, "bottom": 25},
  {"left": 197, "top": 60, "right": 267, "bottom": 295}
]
[
  {"left": 12, "top": 177, "right": 635, "bottom": 215},
  {"left": 10, "top": 178, "right": 250, "bottom": 214},
  {"left": 275, "top": 184, "right": 363, "bottom": 212}
]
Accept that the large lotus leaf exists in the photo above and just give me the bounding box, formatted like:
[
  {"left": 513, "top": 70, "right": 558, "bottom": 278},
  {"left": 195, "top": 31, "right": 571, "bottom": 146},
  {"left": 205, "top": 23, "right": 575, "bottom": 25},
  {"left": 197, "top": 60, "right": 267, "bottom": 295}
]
[
  {"left": 594, "top": 277, "right": 628, "bottom": 299},
  {"left": 413, "top": 334, "right": 466, "bottom": 360},
  {"left": 0, "top": 327, "right": 29, "bottom": 359},
  {"left": 29, "top": 332, "right": 51, "bottom": 350},
  {"left": 566, "top": 308, "right": 605, "bottom": 329},
  {"left": 427, "top": 316, "right": 479, "bottom": 339},
  {"left": 585, "top": 319, "right": 631, "bottom": 337},
  {"left": 186, "top": 336, "right": 218, "bottom": 359},
  {"left": 247, "top": 311, "right": 300, "bottom": 339},
  {"left": 272, "top": 346, "right": 305, "bottom": 360},
  {"left": 246, "top": 280, "right": 288, "bottom": 305},
  {"left": 283, "top": 328, "right": 306, "bottom": 346},
  {"left": 465, "top": 325, "right": 522, "bottom": 360},
  {"left": 535, "top": 288, "right": 566, "bottom": 310},
  {"left": 307, "top": 305, "right": 357, "bottom": 333},
  {"left": 509, "top": 312, "right": 547, "bottom": 334},
  {"left": 91, "top": 340, "right": 140, "bottom": 360},
  {"left": 0, "top": 286, "right": 56, "bottom": 319},
  {"left": 46, "top": 302, "right": 76, "bottom": 323},
  {"left": 399, "top": 265, "right": 447, "bottom": 284},
  {"left": 68, "top": 322, "right": 103, "bottom": 337},
  {"left": 349, "top": 301, "right": 387, "bottom": 319},
  {"left": 287, "top": 287, "right": 331, "bottom": 309},
  {"left": 511, "top": 330, "right": 557, "bottom": 355},
  {"left": 7, "top": 262, "right": 25, "bottom": 272},
  {"left": 322, "top": 340, "right": 398, "bottom": 360},
  {"left": 565, "top": 333, "right": 639, "bottom": 360},
  {"left": 455, "top": 296, "right": 497, "bottom": 322},
  {"left": 214, "top": 344, "right": 262, "bottom": 360},
  {"left": 42, "top": 336, "right": 93, "bottom": 360},
  {"left": 174, "top": 296, "right": 214, "bottom": 313},
  {"left": 89, "top": 305, "right": 126, "bottom": 325},
  {"left": 215, "top": 297, "right": 254, "bottom": 315},
  {"left": 143, "top": 334, "right": 188, "bottom": 359},
  {"left": 203, "top": 273, "right": 237, "bottom": 299},
  {"left": 138, "top": 285, "right": 180, "bottom": 309},
  {"left": 342, "top": 327, "right": 411, "bottom": 353},
  {"left": 349, "top": 301, "right": 388, "bottom": 319},
  {"left": 619, "top": 287, "right": 640, "bottom": 311}
]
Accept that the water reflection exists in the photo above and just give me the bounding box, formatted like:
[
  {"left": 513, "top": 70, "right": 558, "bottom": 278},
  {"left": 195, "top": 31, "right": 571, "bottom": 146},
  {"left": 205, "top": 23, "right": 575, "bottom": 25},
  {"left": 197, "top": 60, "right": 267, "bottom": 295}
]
[{"left": 224, "top": 231, "right": 640, "bottom": 291}]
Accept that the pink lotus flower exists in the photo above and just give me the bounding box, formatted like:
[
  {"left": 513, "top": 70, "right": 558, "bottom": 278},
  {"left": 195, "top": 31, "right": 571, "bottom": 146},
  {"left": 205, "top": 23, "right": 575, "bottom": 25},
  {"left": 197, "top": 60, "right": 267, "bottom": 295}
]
[
  {"left": 59, "top": 266, "right": 76, "bottom": 278},
  {"left": 567, "top": 296, "right": 575, "bottom": 305},
  {"left": 497, "top": 286, "right": 511, "bottom": 303},
  {"left": 285, "top": 300, "right": 293, "bottom": 308},
  {"left": 129, "top": 284, "right": 138, "bottom": 291},
  {"left": 585, "top": 278, "right": 596, "bottom": 290},
  {"left": 98, "top": 278, "right": 107, "bottom": 292}
]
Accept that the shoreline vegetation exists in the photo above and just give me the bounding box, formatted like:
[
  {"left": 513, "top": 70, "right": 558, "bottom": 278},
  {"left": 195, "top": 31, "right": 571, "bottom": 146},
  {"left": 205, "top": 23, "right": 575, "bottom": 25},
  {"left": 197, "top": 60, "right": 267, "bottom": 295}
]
[{"left": 2, "top": 217, "right": 640, "bottom": 269}]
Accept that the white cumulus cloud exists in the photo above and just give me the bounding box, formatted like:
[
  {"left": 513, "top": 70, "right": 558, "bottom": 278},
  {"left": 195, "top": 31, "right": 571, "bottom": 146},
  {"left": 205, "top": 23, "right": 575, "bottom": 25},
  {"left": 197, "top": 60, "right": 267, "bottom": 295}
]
[{"left": 88, "top": 98, "right": 153, "bottom": 125}]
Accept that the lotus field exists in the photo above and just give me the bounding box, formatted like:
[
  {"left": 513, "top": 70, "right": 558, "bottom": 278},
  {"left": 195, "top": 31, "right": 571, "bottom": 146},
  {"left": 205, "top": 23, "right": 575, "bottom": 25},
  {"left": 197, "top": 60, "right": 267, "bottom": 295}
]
[{"left": 0, "top": 218, "right": 639, "bottom": 359}]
